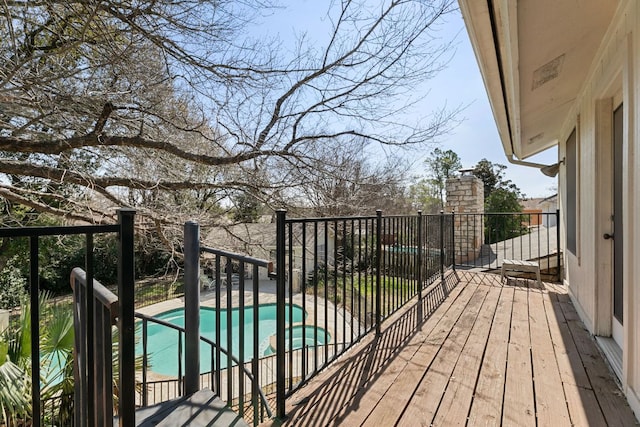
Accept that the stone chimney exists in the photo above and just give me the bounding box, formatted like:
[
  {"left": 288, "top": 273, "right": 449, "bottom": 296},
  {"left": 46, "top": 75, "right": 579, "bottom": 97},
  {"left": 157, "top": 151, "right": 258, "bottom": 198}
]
[{"left": 445, "top": 174, "right": 484, "bottom": 263}]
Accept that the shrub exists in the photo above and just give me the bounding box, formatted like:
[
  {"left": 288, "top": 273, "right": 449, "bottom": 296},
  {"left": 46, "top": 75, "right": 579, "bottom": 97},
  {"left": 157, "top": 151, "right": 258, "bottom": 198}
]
[{"left": 0, "top": 257, "right": 28, "bottom": 310}]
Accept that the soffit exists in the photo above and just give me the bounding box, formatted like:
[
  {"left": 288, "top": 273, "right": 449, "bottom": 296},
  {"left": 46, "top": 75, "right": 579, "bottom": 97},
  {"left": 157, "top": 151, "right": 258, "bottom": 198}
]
[{"left": 459, "top": 0, "right": 619, "bottom": 159}]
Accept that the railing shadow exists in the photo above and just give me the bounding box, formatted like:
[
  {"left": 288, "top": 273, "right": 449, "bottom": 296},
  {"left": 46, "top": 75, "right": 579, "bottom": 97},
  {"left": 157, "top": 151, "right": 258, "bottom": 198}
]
[
  {"left": 539, "top": 281, "right": 638, "bottom": 425},
  {"left": 278, "top": 271, "right": 460, "bottom": 425}
]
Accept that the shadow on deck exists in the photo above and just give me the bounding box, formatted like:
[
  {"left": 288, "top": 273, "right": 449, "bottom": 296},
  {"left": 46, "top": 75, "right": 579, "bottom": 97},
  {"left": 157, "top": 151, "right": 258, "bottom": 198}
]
[{"left": 261, "top": 271, "right": 638, "bottom": 426}]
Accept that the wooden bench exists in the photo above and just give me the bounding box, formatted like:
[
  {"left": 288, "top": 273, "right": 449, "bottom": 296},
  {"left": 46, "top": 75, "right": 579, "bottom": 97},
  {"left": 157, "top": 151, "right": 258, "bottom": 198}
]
[{"left": 500, "top": 259, "right": 542, "bottom": 286}]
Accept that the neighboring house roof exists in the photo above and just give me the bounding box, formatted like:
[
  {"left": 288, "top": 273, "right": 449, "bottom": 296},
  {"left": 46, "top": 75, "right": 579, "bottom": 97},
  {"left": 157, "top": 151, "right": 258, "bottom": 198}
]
[
  {"left": 458, "top": 0, "right": 617, "bottom": 160},
  {"left": 520, "top": 194, "right": 558, "bottom": 211},
  {"left": 521, "top": 198, "right": 546, "bottom": 211}
]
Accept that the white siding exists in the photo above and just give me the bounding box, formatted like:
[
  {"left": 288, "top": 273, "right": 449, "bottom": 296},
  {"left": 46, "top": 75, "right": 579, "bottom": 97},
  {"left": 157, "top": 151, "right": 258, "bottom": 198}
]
[{"left": 559, "top": 0, "right": 640, "bottom": 415}]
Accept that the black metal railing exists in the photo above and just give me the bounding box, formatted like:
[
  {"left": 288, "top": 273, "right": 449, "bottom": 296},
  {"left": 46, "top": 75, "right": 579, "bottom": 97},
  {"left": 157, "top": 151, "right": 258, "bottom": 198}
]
[
  {"left": 453, "top": 210, "right": 561, "bottom": 280},
  {"left": 143, "top": 211, "right": 456, "bottom": 421},
  {"left": 273, "top": 210, "right": 455, "bottom": 418},
  {"left": 0, "top": 209, "right": 136, "bottom": 427},
  {"left": 129, "top": 221, "right": 277, "bottom": 425},
  {"left": 134, "top": 312, "right": 273, "bottom": 424},
  {"left": 71, "top": 268, "right": 118, "bottom": 426},
  {"left": 0, "top": 209, "right": 558, "bottom": 425}
]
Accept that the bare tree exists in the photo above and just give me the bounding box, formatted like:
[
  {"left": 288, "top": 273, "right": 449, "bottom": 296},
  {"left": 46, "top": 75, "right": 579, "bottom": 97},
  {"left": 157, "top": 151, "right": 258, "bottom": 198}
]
[
  {"left": 285, "top": 139, "right": 412, "bottom": 216},
  {"left": 1, "top": 0, "right": 458, "bottom": 242}
]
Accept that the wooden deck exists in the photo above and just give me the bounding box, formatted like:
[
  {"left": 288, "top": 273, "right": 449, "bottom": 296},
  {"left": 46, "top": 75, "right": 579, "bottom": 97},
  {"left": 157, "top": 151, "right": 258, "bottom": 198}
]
[{"left": 262, "top": 271, "right": 638, "bottom": 426}]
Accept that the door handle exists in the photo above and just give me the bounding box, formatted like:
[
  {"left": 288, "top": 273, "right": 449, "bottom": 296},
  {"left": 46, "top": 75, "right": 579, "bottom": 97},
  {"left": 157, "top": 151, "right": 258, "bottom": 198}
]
[{"left": 604, "top": 233, "right": 614, "bottom": 240}]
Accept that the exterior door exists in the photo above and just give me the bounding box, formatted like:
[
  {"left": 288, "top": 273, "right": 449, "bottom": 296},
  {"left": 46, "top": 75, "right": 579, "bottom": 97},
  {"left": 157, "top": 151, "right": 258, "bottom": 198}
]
[{"left": 612, "top": 103, "right": 623, "bottom": 347}]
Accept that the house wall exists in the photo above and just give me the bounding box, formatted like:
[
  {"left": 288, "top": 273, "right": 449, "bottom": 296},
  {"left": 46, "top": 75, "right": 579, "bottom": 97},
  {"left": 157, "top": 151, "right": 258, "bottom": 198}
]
[{"left": 558, "top": 0, "right": 640, "bottom": 415}]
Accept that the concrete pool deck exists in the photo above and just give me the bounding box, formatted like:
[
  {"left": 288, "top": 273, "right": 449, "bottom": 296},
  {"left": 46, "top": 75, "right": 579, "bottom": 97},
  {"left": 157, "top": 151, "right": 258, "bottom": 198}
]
[
  {"left": 136, "top": 278, "right": 353, "bottom": 351},
  {"left": 135, "top": 278, "right": 356, "bottom": 408}
]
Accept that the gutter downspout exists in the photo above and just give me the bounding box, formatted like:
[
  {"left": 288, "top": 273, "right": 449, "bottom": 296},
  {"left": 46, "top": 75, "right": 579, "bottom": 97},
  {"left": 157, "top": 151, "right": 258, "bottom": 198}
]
[
  {"left": 506, "top": 153, "right": 549, "bottom": 169},
  {"left": 507, "top": 154, "right": 563, "bottom": 177}
]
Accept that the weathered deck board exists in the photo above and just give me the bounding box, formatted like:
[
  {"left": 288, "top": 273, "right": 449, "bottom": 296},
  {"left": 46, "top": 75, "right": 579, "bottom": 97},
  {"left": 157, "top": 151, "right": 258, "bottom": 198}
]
[
  {"left": 259, "top": 272, "right": 638, "bottom": 427},
  {"left": 502, "top": 286, "right": 536, "bottom": 427},
  {"left": 278, "top": 273, "right": 467, "bottom": 426},
  {"left": 354, "top": 281, "right": 480, "bottom": 427},
  {"left": 557, "top": 294, "right": 639, "bottom": 427},
  {"left": 542, "top": 291, "right": 608, "bottom": 426},
  {"left": 430, "top": 284, "right": 501, "bottom": 426},
  {"left": 467, "top": 285, "right": 513, "bottom": 426},
  {"left": 528, "top": 286, "right": 572, "bottom": 426},
  {"left": 396, "top": 284, "right": 489, "bottom": 425}
]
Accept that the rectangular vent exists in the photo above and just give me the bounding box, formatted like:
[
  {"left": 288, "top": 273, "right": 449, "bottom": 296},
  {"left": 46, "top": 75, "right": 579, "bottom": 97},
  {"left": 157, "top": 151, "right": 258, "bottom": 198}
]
[{"left": 532, "top": 54, "right": 565, "bottom": 90}]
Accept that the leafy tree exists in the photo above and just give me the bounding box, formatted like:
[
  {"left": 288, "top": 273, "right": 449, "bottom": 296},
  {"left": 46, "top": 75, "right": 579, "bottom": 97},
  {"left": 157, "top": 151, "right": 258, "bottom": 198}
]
[
  {"left": 424, "top": 148, "right": 462, "bottom": 208},
  {"left": 0, "top": 257, "right": 28, "bottom": 310},
  {"left": 232, "top": 191, "right": 262, "bottom": 223},
  {"left": 408, "top": 178, "right": 441, "bottom": 214},
  {"left": 472, "top": 159, "right": 522, "bottom": 199},
  {"left": 472, "top": 159, "right": 527, "bottom": 242},
  {"left": 0, "top": 0, "right": 458, "bottom": 248},
  {"left": 484, "top": 188, "right": 528, "bottom": 242}
]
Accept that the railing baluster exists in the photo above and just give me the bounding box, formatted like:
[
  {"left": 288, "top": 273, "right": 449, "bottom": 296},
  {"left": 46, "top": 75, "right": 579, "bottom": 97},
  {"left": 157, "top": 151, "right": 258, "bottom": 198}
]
[
  {"left": 94, "top": 299, "right": 105, "bottom": 425},
  {"left": 238, "top": 260, "right": 245, "bottom": 416},
  {"left": 252, "top": 264, "right": 260, "bottom": 424},
  {"left": 342, "top": 220, "right": 347, "bottom": 349},
  {"left": 287, "top": 221, "right": 294, "bottom": 389},
  {"left": 85, "top": 233, "right": 95, "bottom": 425},
  {"left": 215, "top": 255, "right": 221, "bottom": 395},
  {"left": 324, "top": 219, "right": 329, "bottom": 364},
  {"left": 275, "top": 209, "right": 287, "bottom": 420},
  {"left": 29, "top": 236, "right": 41, "bottom": 427},
  {"left": 375, "top": 210, "right": 382, "bottom": 334},
  {"left": 313, "top": 221, "right": 319, "bottom": 374},
  {"left": 226, "top": 256, "right": 233, "bottom": 401},
  {"left": 301, "top": 223, "right": 307, "bottom": 381},
  {"left": 142, "top": 318, "right": 148, "bottom": 407},
  {"left": 417, "top": 211, "right": 423, "bottom": 319}
]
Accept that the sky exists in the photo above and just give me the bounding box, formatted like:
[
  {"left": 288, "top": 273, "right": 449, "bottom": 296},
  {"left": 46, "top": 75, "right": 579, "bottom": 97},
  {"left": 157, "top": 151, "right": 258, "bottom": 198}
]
[
  {"left": 418, "top": 8, "right": 559, "bottom": 198},
  {"left": 260, "top": 2, "right": 559, "bottom": 199}
]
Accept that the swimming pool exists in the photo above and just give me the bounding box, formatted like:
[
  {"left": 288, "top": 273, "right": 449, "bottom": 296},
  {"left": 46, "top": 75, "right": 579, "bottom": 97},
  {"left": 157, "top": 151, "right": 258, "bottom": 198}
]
[{"left": 137, "top": 303, "right": 330, "bottom": 376}]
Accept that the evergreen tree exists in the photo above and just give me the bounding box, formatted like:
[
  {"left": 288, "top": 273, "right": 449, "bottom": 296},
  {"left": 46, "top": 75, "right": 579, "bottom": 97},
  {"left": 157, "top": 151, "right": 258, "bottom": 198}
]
[{"left": 424, "top": 148, "right": 462, "bottom": 208}]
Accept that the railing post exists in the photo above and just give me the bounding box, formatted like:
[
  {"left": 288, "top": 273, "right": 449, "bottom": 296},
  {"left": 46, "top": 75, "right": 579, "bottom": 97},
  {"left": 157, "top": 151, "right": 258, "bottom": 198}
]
[
  {"left": 275, "top": 210, "right": 287, "bottom": 420},
  {"left": 85, "top": 234, "right": 95, "bottom": 426},
  {"left": 439, "top": 210, "right": 445, "bottom": 283},
  {"left": 117, "top": 208, "right": 136, "bottom": 427},
  {"left": 416, "top": 211, "right": 424, "bottom": 300},
  {"left": 184, "top": 221, "right": 201, "bottom": 395},
  {"left": 451, "top": 209, "right": 456, "bottom": 272},
  {"left": 375, "top": 210, "right": 382, "bottom": 335},
  {"left": 556, "top": 209, "right": 561, "bottom": 282},
  {"left": 72, "top": 273, "right": 86, "bottom": 427},
  {"left": 416, "top": 211, "right": 423, "bottom": 320}
]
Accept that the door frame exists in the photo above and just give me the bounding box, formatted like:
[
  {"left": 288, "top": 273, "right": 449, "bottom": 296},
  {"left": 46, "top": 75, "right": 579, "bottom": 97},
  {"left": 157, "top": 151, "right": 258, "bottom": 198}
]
[{"left": 612, "top": 101, "right": 624, "bottom": 348}]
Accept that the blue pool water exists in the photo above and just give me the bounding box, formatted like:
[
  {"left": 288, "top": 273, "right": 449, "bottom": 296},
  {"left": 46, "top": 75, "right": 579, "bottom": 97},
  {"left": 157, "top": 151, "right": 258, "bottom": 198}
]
[
  {"left": 263, "top": 325, "right": 330, "bottom": 356},
  {"left": 137, "top": 303, "right": 330, "bottom": 376}
]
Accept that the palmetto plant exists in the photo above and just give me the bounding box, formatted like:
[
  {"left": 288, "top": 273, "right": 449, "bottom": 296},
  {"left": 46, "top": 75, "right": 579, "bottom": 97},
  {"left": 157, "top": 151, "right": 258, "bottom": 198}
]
[
  {"left": 0, "top": 349, "right": 31, "bottom": 426},
  {"left": 0, "top": 296, "right": 35, "bottom": 426},
  {"left": 0, "top": 290, "right": 147, "bottom": 425},
  {"left": 0, "top": 293, "right": 74, "bottom": 426}
]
